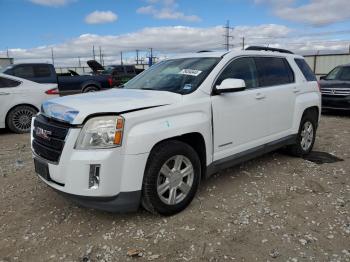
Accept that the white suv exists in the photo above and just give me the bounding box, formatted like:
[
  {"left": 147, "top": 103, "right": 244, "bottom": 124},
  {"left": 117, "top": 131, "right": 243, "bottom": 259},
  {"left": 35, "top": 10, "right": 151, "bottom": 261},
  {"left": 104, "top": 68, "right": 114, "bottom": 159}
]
[{"left": 31, "top": 47, "right": 321, "bottom": 215}]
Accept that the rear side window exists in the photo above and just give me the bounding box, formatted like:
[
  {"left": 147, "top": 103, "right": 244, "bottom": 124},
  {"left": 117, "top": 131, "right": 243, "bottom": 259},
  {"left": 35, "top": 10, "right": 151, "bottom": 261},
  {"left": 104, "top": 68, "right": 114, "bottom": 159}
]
[
  {"left": 254, "top": 57, "right": 294, "bottom": 87},
  {"left": 294, "top": 58, "right": 317, "bottom": 81},
  {"left": 13, "top": 65, "right": 35, "bottom": 78},
  {"left": 34, "top": 65, "right": 51, "bottom": 78},
  {"left": 0, "top": 77, "right": 21, "bottom": 88}
]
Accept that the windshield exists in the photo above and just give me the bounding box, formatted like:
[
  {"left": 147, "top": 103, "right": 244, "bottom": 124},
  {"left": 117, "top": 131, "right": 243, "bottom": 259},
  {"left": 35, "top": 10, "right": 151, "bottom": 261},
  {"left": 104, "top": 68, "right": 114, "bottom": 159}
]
[
  {"left": 325, "top": 67, "right": 341, "bottom": 80},
  {"left": 101, "top": 66, "right": 115, "bottom": 75},
  {"left": 124, "top": 57, "right": 220, "bottom": 94}
]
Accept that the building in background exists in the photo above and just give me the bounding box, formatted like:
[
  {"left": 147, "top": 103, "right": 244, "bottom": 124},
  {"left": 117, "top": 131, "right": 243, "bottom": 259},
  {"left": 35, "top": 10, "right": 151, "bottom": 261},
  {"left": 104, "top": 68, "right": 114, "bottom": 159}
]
[
  {"left": 304, "top": 53, "right": 350, "bottom": 79},
  {"left": 0, "top": 57, "right": 14, "bottom": 69}
]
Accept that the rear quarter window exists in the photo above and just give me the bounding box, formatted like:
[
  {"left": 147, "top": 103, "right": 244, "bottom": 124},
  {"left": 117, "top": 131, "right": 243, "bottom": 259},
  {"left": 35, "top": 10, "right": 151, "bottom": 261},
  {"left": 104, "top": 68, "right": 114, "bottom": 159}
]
[
  {"left": 294, "top": 58, "right": 317, "bottom": 81},
  {"left": 0, "top": 77, "right": 21, "bottom": 88},
  {"left": 254, "top": 57, "right": 294, "bottom": 87}
]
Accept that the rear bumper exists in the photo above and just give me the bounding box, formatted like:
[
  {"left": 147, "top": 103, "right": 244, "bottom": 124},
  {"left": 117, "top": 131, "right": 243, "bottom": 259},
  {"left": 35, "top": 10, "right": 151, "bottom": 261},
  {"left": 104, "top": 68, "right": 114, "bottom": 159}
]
[{"left": 322, "top": 95, "right": 350, "bottom": 110}]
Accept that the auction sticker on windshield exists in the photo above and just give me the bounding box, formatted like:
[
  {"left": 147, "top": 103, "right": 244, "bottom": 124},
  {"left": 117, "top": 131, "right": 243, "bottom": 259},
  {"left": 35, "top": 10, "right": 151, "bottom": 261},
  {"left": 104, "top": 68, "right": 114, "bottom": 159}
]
[{"left": 179, "top": 69, "right": 202, "bottom": 76}]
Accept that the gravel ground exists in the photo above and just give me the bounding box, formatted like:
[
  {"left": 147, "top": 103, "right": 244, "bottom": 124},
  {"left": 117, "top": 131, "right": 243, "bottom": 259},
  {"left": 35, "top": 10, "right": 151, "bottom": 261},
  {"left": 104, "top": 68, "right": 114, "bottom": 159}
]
[{"left": 0, "top": 114, "right": 349, "bottom": 262}]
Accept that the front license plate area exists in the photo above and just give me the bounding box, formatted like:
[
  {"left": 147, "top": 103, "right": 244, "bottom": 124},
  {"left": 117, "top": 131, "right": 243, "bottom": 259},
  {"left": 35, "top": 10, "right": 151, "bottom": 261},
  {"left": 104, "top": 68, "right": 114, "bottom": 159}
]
[{"left": 34, "top": 158, "right": 50, "bottom": 181}]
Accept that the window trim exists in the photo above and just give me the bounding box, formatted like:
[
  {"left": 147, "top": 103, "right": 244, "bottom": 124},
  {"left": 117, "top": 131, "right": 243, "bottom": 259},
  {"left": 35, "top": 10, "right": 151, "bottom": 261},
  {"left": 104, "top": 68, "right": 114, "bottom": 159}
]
[{"left": 211, "top": 55, "right": 296, "bottom": 95}]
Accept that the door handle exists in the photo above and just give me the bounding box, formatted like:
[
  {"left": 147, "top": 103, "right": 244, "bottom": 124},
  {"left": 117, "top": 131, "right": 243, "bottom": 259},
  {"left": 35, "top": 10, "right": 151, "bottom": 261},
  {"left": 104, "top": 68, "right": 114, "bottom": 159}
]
[
  {"left": 293, "top": 87, "right": 301, "bottom": 93},
  {"left": 0, "top": 92, "right": 10, "bottom": 96},
  {"left": 255, "top": 92, "right": 266, "bottom": 100}
]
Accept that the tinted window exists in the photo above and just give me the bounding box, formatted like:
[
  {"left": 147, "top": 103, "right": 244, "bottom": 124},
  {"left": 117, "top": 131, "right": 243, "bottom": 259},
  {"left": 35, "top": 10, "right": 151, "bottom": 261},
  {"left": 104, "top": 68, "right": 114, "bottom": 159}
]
[
  {"left": 339, "top": 67, "right": 350, "bottom": 81},
  {"left": 125, "top": 66, "right": 135, "bottom": 74},
  {"left": 255, "top": 57, "right": 294, "bottom": 87},
  {"left": 295, "top": 58, "right": 317, "bottom": 81},
  {"left": 13, "top": 65, "right": 34, "bottom": 78},
  {"left": 34, "top": 65, "right": 51, "bottom": 77},
  {"left": 216, "top": 57, "right": 258, "bottom": 89},
  {"left": 0, "top": 77, "right": 21, "bottom": 88}
]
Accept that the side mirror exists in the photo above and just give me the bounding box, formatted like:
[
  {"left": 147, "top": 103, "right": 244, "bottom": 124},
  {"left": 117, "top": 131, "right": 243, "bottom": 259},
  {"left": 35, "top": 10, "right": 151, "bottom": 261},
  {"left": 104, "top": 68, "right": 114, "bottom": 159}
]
[
  {"left": 320, "top": 76, "right": 326, "bottom": 80},
  {"left": 216, "top": 78, "right": 246, "bottom": 94}
]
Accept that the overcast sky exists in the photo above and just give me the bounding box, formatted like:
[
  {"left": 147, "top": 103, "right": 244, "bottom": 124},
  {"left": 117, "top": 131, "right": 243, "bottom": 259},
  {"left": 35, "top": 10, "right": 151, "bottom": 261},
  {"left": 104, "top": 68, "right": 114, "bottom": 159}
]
[{"left": 1, "top": 0, "right": 350, "bottom": 66}]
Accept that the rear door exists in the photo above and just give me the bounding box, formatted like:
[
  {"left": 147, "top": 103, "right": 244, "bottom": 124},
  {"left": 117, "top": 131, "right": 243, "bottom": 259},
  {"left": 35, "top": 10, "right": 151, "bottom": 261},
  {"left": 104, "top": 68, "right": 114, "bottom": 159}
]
[
  {"left": 0, "top": 76, "right": 21, "bottom": 126},
  {"left": 254, "top": 57, "right": 296, "bottom": 138}
]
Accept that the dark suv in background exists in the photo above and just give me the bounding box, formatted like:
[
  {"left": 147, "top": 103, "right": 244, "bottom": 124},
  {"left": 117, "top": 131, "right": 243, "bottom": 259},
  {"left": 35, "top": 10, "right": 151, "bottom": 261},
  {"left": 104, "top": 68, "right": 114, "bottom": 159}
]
[{"left": 320, "top": 64, "right": 350, "bottom": 111}]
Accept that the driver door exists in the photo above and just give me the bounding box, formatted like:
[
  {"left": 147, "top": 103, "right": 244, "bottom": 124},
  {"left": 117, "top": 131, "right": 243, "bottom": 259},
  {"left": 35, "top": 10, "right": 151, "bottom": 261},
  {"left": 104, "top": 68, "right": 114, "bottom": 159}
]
[{"left": 211, "top": 57, "right": 270, "bottom": 161}]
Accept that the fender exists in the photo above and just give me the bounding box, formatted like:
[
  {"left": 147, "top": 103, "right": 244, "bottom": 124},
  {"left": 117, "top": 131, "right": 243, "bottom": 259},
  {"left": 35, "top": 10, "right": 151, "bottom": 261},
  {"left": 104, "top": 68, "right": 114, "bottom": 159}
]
[
  {"left": 292, "top": 91, "right": 321, "bottom": 133},
  {"left": 123, "top": 110, "right": 212, "bottom": 164}
]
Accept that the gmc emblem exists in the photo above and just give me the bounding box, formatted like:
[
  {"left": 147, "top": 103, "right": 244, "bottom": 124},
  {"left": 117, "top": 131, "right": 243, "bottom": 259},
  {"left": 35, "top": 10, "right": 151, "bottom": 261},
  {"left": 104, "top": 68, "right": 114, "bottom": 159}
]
[{"left": 35, "top": 127, "right": 52, "bottom": 140}]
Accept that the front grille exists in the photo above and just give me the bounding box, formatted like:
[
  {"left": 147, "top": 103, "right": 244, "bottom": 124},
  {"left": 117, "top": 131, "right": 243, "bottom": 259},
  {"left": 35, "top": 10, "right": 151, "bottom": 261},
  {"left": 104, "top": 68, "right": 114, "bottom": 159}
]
[
  {"left": 32, "top": 114, "right": 70, "bottom": 163},
  {"left": 321, "top": 87, "right": 350, "bottom": 96}
]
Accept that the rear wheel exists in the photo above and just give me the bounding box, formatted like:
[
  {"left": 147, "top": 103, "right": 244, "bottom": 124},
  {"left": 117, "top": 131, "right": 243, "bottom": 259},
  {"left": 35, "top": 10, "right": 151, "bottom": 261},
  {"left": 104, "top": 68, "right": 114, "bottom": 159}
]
[
  {"left": 287, "top": 113, "right": 317, "bottom": 156},
  {"left": 83, "top": 86, "right": 99, "bottom": 93},
  {"left": 141, "top": 140, "right": 201, "bottom": 216},
  {"left": 7, "top": 105, "right": 38, "bottom": 133}
]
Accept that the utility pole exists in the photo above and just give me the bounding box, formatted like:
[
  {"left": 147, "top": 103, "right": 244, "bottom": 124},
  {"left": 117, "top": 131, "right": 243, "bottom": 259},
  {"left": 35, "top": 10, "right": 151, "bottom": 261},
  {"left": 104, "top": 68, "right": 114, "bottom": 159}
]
[
  {"left": 99, "top": 46, "right": 102, "bottom": 64},
  {"left": 78, "top": 56, "right": 81, "bottom": 67},
  {"left": 51, "top": 48, "right": 55, "bottom": 65},
  {"left": 223, "top": 20, "right": 234, "bottom": 51},
  {"left": 120, "top": 51, "right": 123, "bottom": 65},
  {"left": 136, "top": 50, "right": 140, "bottom": 65},
  {"left": 6, "top": 48, "right": 9, "bottom": 58},
  {"left": 242, "top": 37, "right": 245, "bottom": 50},
  {"left": 92, "top": 45, "right": 96, "bottom": 60}
]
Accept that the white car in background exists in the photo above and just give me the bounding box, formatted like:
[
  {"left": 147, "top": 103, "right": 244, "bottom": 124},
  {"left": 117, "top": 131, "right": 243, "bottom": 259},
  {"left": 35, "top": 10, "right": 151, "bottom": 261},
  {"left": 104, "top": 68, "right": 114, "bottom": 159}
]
[{"left": 0, "top": 73, "right": 58, "bottom": 133}]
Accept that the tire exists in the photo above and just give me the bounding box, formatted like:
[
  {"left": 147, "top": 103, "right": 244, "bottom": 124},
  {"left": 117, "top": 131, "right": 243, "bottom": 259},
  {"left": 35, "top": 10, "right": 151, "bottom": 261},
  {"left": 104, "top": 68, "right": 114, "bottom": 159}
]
[
  {"left": 83, "top": 86, "right": 99, "bottom": 93},
  {"left": 7, "top": 105, "right": 38, "bottom": 134},
  {"left": 286, "top": 113, "right": 317, "bottom": 157},
  {"left": 141, "top": 140, "right": 201, "bottom": 216}
]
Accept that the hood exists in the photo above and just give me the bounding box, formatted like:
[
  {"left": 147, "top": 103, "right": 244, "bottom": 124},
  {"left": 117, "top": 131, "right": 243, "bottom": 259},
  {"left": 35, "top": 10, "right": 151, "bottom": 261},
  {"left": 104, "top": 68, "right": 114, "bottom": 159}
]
[
  {"left": 87, "top": 60, "right": 104, "bottom": 72},
  {"left": 319, "top": 80, "right": 349, "bottom": 89},
  {"left": 42, "top": 89, "right": 182, "bottom": 125}
]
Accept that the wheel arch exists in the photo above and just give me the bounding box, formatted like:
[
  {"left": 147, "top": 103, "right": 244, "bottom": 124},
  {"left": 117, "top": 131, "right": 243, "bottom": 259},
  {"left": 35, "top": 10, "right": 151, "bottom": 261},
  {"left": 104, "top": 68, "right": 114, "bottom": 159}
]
[
  {"left": 5, "top": 103, "right": 39, "bottom": 128},
  {"left": 147, "top": 132, "right": 207, "bottom": 180}
]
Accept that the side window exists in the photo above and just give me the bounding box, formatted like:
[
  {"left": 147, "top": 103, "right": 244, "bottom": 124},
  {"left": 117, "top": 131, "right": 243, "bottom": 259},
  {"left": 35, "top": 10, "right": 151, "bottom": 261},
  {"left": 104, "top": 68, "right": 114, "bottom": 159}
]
[
  {"left": 34, "top": 65, "right": 52, "bottom": 78},
  {"left": 255, "top": 57, "right": 294, "bottom": 87},
  {"left": 325, "top": 67, "right": 341, "bottom": 80},
  {"left": 216, "top": 57, "right": 258, "bottom": 89},
  {"left": 0, "top": 77, "right": 21, "bottom": 88},
  {"left": 339, "top": 67, "right": 350, "bottom": 81},
  {"left": 294, "top": 58, "right": 317, "bottom": 81},
  {"left": 125, "top": 66, "right": 135, "bottom": 74},
  {"left": 13, "top": 65, "right": 35, "bottom": 78}
]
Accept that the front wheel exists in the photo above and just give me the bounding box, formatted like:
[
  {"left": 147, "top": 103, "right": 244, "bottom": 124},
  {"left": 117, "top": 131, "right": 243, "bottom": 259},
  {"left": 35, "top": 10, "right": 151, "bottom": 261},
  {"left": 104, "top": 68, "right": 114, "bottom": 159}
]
[
  {"left": 287, "top": 114, "right": 317, "bottom": 156},
  {"left": 141, "top": 141, "right": 201, "bottom": 216}
]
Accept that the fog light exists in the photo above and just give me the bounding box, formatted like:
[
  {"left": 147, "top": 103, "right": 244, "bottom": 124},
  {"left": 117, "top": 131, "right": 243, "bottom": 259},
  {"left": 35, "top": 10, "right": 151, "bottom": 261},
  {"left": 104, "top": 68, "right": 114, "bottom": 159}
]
[{"left": 89, "top": 164, "right": 100, "bottom": 189}]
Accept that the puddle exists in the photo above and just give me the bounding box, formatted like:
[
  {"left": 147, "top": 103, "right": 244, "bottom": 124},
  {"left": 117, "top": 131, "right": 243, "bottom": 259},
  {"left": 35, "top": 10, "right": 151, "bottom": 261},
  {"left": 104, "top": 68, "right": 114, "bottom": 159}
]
[{"left": 303, "top": 151, "right": 344, "bottom": 165}]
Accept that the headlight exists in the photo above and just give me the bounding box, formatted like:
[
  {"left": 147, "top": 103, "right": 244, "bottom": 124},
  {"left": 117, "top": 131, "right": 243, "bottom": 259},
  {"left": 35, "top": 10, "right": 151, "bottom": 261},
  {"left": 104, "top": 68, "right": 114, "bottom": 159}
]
[{"left": 75, "top": 116, "right": 124, "bottom": 150}]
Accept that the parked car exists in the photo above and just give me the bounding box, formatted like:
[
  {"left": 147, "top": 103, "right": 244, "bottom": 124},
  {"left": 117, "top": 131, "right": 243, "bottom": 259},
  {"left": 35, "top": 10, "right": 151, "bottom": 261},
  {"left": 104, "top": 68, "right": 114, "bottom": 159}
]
[
  {"left": 31, "top": 47, "right": 321, "bottom": 215},
  {"left": 0, "top": 73, "right": 58, "bottom": 133},
  {"left": 87, "top": 60, "right": 144, "bottom": 87},
  {"left": 3, "top": 63, "right": 114, "bottom": 96},
  {"left": 319, "top": 64, "right": 350, "bottom": 111}
]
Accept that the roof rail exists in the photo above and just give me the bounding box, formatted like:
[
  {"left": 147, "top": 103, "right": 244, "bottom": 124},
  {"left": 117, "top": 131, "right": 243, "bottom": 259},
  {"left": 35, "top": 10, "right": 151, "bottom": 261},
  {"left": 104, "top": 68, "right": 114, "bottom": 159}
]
[{"left": 245, "top": 46, "right": 294, "bottom": 54}]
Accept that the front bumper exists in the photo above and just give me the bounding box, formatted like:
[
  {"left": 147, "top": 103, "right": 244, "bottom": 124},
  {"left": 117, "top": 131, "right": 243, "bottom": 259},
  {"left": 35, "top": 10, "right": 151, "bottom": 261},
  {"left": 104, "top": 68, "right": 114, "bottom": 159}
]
[
  {"left": 31, "top": 118, "right": 149, "bottom": 212},
  {"left": 322, "top": 95, "right": 350, "bottom": 110}
]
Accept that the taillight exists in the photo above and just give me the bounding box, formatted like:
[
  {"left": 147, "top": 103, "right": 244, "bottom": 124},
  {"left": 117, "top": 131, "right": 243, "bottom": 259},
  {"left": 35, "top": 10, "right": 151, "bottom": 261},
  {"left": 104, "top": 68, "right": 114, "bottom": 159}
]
[
  {"left": 108, "top": 77, "right": 113, "bottom": 87},
  {"left": 45, "top": 88, "right": 59, "bottom": 95}
]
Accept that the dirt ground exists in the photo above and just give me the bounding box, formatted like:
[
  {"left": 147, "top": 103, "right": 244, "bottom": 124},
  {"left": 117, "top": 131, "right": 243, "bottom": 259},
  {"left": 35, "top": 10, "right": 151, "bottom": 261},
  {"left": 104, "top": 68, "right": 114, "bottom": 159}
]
[{"left": 0, "top": 113, "right": 349, "bottom": 262}]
